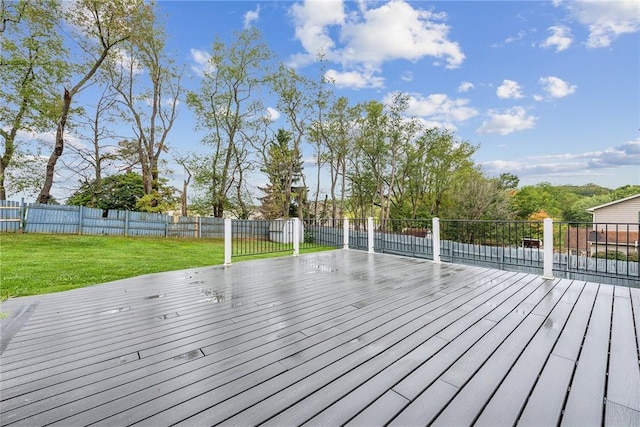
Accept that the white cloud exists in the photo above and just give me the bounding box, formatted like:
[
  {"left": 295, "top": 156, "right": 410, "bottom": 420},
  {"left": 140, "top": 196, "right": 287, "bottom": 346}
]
[
  {"left": 540, "top": 25, "right": 573, "bottom": 52},
  {"left": 504, "top": 30, "right": 527, "bottom": 44},
  {"left": 587, "top": 138, "right": 640, "bottom": 168},
  {"left": 16, "top": 129, "right": 85, "bottom": 151},
  {"left": 325, "top": 68, "right": 384, "bottom": 89},
  {"left": 244, "top": 5, "right": 260, "bottom": 28},
  {"left": 109, "top": 48, "right": 144, "bottom": 76},
  {"left": 496, "top": 80, "right": 524, "bottom": 99},
  {"left": 477, "top": 107, "right": 536, "bottom": 135},
  {"left": 568, "top": 0, "right": 640, "bottom": 48},
  {"left": 190, "top": 48, "right": 213, "bottom": 76},
  {"left": 289, "top": 0, "right": 345, "bottom": 67},
  {"left": 458, "top": 81, "right": 474, "bottom": 93},
  {"left": 265, "top": 107, "right": 281, "bottom": 122},
  {"left": 339, "top": 1, "right": 465, "bottom": 69},
  {"left": 400, "top": 71, "right": 414, "bottom": 82},
  {"left": 539, "top": 76, "right": 577, "bottom": 98},
  {"left": 289, "top": 0, "right": 465, "bottom": 88},
  {"left": 396, "top": 92, "right": 478, "bottom": 128},
  {"left": 482, "top": 139, "right": 640, "bottom": 178}
]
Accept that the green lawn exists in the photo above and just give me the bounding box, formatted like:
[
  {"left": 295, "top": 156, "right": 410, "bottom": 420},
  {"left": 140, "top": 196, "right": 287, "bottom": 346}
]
[{"left": 0, "top": 233, "right": 333, "bottom": 299}]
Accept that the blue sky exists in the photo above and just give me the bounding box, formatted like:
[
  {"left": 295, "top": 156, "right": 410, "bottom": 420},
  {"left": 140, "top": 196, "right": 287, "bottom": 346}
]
[
  {"left": 153, "top": 0, "right": 639, "bottom": 193},
  {"left": 24, "top": 0, "right": 637, "bottom": 202}
]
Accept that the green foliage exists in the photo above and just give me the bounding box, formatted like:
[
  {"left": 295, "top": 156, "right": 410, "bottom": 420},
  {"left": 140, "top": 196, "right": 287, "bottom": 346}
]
[
  {"left": 67, "top": 172, "right": 145, "bottom": 211},
  {"left": 594, "top": 251, "right": 630, "bottom": 261},
  {"left": 447, "top": 168, "right": 513, "bottom": 221},
  {"left": 259, "top": 128, "right": 304, "bottom": 219},
  {"left": 510, "top": 183, "right": 581, "bottom": 220},
  {"left": 510, "top": 183, "right": 639, "bottom": 223},
  {"left": 67, "top": 172, "right": 177, "bottom": 213},
  {"left": 556, "top": 183, "right": 610, "bottom": 197},
  {"left": 135, "top": 189, "right": 178, "bottom": 213},
  {"left": 0, "top": 0, "right": 68, "bottom": 200},
  {"left": 187, "top": 27, "right": 274, "bottom": 218}
]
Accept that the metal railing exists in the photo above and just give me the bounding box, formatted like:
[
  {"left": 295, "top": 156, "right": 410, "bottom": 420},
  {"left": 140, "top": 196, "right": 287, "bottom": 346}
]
[
  {"left": 439, "top": 220, "right": 545, "bottom": 274},
  {"left": 554, "top": 221, "right": 638, "bottom": 286}
]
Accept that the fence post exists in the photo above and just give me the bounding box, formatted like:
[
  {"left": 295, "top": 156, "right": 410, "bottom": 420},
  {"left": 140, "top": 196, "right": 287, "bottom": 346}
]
[
  {"left": 124, "top": 210, "right": 130, "bottom": 236},
  {"left": 543, "top": 218, "right": 554, "bottom": 279},
  {"left": 343, "top": 218, "right": 349, "bottom": 250},
  {"left": 78, "top": 206, "right": 83, "bottom": 235},
  {"left": 224, "top": 218, "right": 232, "bottom": 266},
  {"left": 20, "top": 198, "right": 25, "bottom": 232},
  {"left": 293, "top": 217, "right": 300, "bottom": 256},
  {"left": 432, "top": 217, "right": 441, "bottom": 263},
  {"left": 368, "top": 217, "right": 374, "bottom": 253}
]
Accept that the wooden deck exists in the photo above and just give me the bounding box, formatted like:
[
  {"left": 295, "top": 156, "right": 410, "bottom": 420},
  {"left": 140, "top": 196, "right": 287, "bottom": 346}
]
[{"left": 1, "top": 250, "right": 639, "bottom": 426}]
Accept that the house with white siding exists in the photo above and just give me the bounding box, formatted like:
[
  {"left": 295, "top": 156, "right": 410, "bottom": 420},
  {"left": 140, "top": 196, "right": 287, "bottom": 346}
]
[{"left": 585, "top": 193, "right": 640, "bottom": 256}]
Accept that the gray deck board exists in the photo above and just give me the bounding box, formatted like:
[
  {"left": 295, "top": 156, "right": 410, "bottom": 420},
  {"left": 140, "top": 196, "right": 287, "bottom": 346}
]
[
  {"left": 561, "top": 284, "right": 613, "bottom": 426},
  {"left": 606, "top": 288, "right": 640, "bottom": 413},
  {"left": 1, "top": 249, "right": 637, "bottom": 426}
]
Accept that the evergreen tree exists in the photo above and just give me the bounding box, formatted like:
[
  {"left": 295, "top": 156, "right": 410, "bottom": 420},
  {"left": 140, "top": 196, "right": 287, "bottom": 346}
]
[{"left": 258, "top": 129, "right": 304, "bottom": 219}]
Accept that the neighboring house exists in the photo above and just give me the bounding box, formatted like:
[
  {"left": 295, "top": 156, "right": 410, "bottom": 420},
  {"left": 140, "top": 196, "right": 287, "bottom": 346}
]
[
  {"left": 585, "top": 193, "right": 640, "bottom": 256},
  {"left": 564, "top": 226, "right": 589, "bottom": 256},
  {"left": 586, "top": 193, "right": 640, "bottom": 231}
]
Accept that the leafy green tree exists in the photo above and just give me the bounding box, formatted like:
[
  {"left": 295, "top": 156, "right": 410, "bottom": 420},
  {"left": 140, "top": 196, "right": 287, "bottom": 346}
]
[
  {"left": 321, "top": 96, "right": 355, "bottom": 219},
  {"left": 423, "top": 129, "right": 477, "bottom": 217},
  {"left": 67, "top": 172, "right": 145, "bottom": 211},
  {"left": 186, "top": 27, "right": 273, "bottom": 218},
  {"left": 347, "top": 101, "right": 388, "bottom": 218},
  {"left": 67, "top": 172, "right": 175, "bottom": 212},
  {"left": 448, "top": 168, "right": 513, "bottom": 221},
  {"left": 0, "top": 0, "right": 67, "bottom": 200},
  {"left": 609, "top": 185, "right": 640, "bottom": 200},
  {"left": 37, "top": 0, "right": 154, "bottom": 204},
  {"left": 496, "top": 173, "right": 519, "bottom": 191}
]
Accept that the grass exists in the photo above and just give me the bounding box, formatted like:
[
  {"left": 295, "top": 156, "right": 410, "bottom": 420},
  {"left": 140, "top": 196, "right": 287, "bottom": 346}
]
[{"left": 0, "top": 233, "right": 334, "bottom": 299}]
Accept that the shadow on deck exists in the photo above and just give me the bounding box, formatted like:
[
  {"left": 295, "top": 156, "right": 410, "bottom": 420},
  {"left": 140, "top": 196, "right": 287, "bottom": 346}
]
[{"left": 1, "top": 250, "right": 639, "bottom": 426}]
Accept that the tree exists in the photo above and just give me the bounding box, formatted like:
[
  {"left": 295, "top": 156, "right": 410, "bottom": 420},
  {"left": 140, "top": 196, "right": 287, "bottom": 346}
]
[
  {"left": 0, "top": 0, "right": 67, "bottom": 200},
  {"left": 448, "top": 169, "right": 513, "bottom": 221},
  {"left": 423, "top": 129, "right": 477, "bottom": 217},
  {"left": 496, "top": 173, "right": 519, "bottom": 191},
  {"left": 63, "top": 85, "right": 121, "bottom": 206},
  {"left": 322, "top": 96, "right": 354, "bottom": 219},
  {"left": 348, "top": 101, "right": 388, "bottom": 218},
  {"left": 106, "top": 9, "right": 182, "bottom": 199},
  {"left": 67, "top": 172, "right": 145, "bottom": 211},
  {"left": 37, "top": 0, "right": 154, "bottom": 204},
  {"left": 383, "top": 92, "right": 419, "bottom": 221},
  {"left": 186, "top": 27, "right": 273, "bottom": 218},
  {"left": 67, "top": 171, "right": 175, "bottom": 212},
  {"left": 258, "top": 129, "right": 303, "bottom": 219}
]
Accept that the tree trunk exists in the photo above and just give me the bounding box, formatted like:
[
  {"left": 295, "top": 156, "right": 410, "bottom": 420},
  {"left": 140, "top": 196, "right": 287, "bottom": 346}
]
[{"left": 37, "top": 88, "right": 71, "bottom": 204}]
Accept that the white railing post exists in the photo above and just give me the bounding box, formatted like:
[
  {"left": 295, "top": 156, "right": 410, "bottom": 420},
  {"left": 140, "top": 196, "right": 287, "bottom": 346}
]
[
  {"left": 343, "top": 218, "right": 349, "bottom": 250},
  {"left": 293, "top": 217, "right": 300, "bottom": 256},
  {"left": 224, "top": 218, "right": 232, "bottom": 266},
  {"left": 432, "top": 217, "right": 441, "bottom": 263},
  {"left": 368, "top": 217, "right": 375, "bottom": 253},
  {"left": 543, "top": 218, "right": 554, "bottom": 279}
]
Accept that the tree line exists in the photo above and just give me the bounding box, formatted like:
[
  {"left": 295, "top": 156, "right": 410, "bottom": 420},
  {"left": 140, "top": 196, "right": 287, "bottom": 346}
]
[{"left": 2, "top": 1, "right": 637, "bottom": 223}]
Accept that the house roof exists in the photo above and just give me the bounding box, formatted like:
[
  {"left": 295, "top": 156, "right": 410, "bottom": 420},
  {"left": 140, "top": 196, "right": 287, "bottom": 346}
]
[
  {"left": 586, "top": 193, "right": 640, "bottom": 212},
  {"left": 588, "top": 230, "right": 640, "bottom": 245}
]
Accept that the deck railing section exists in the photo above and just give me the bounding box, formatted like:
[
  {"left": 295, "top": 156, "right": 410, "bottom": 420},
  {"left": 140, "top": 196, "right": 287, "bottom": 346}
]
[
  {"left": 3, "top": 198, "right": 637, "bottom": 286},
  {"left": 554, "top": 221, "right": 638, "bottom": 285},
  {"left": 438, "top": 219, "right": 545, "bottom": 274}
]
